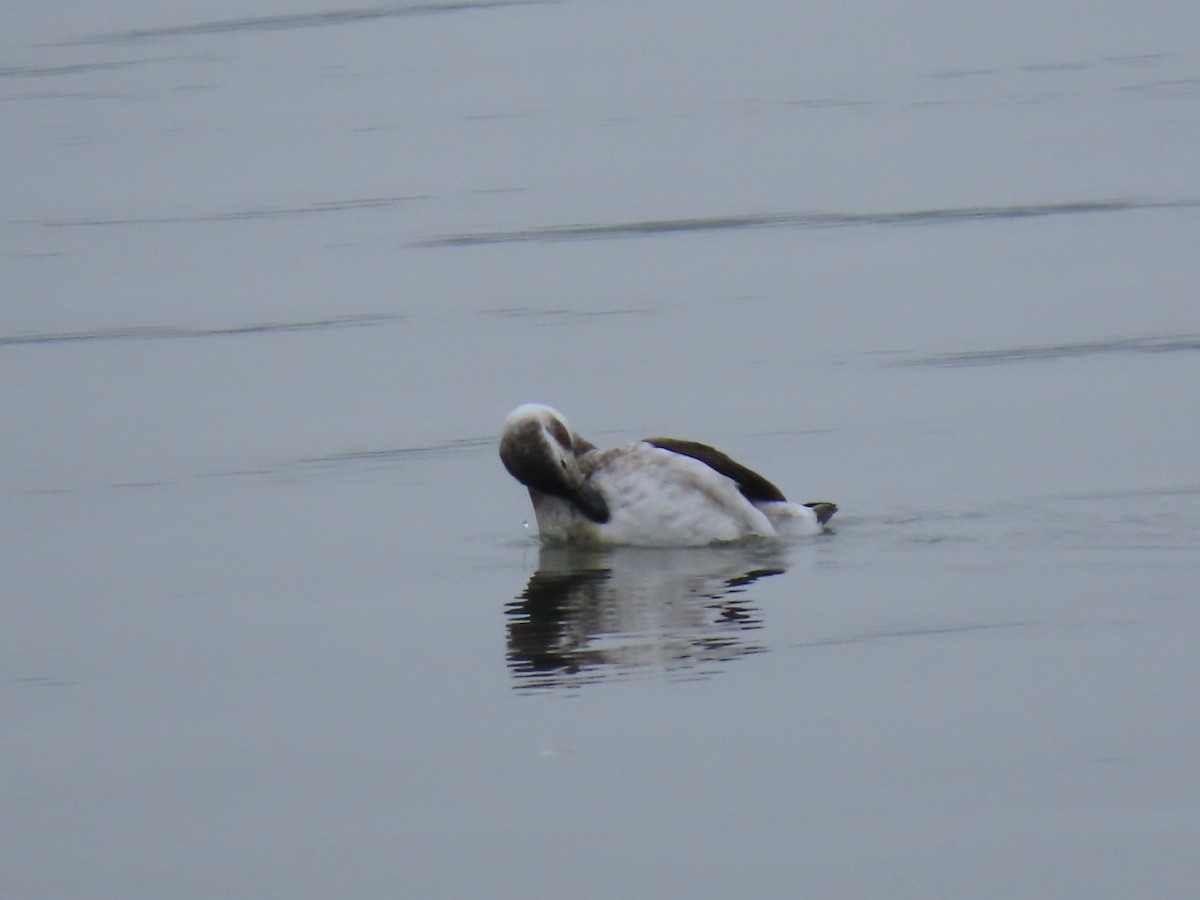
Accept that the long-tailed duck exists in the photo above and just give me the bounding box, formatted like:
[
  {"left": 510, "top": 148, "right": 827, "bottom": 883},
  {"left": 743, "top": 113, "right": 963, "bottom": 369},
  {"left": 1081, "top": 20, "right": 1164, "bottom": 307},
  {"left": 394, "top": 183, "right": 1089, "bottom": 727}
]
[{"left": 500, "top": 403, "right": 836, "bottom": 546}]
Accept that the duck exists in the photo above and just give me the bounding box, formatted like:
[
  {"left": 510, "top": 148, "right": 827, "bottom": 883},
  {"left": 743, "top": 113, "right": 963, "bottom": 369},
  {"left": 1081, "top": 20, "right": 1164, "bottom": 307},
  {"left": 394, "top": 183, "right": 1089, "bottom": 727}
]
[{"left": 499, "top": 403, "right": 836, "bottom": 546}]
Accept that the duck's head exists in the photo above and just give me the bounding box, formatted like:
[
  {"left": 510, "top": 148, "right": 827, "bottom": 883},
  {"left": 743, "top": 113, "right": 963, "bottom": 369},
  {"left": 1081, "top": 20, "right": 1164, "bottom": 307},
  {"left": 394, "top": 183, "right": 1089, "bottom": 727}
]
[{"left": 499, "top": 404, "right": 610, "bottom": 523}]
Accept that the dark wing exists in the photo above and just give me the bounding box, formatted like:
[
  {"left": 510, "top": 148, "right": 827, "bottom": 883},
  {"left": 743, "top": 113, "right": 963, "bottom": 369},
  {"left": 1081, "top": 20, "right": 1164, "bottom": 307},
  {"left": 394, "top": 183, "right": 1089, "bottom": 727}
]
[{"left": 644, "top": 437, "right": 787, "bottom": 503}]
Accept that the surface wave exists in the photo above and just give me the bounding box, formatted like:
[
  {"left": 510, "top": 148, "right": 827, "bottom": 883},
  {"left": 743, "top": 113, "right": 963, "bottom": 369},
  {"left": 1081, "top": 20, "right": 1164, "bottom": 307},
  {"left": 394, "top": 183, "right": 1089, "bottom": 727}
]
[
  {"left": 893, "top": 334, "right": 1200, "bottom": 367},
  {"left": 74, "top": 1, "right": 548, "bottom": 44},
  {"left": 0, "top": 315, "right": 396, "bottom": 348},
  {"left": 26, "top": 196, "right": 424, "bottom": 228},
  {"left": 417, "top": 199, "right": 1195, "bottom": 247}
]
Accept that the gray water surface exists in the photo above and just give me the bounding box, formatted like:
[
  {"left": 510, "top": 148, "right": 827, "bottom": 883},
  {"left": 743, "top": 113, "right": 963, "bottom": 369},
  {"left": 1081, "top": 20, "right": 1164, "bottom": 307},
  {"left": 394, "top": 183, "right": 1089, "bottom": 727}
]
[{"left": 4, "top": 2, "right": 1200, "bottom": 897}]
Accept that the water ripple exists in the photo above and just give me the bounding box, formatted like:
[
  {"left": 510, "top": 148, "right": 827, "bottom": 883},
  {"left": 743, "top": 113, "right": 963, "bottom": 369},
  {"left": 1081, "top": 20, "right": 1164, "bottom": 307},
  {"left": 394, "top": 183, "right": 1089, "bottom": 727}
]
[
  {"left": 796, "top": 621, "right": 1034, "bottom": 650},
  {"left": 292, "top": 437, "right": 494, "bottom": 467},
  {"left": 25, "top": 196, "right": 426, "bottom": 228},
  {"left": 0, "top": 60, "right": 141, "bottom": 79},
  {"left": 74, "top": 1, "right": 550, "bottom": 44},
  {"left": 198, "top": 436, "right": 494, "bottom": 482},
  {"left": 416, "top": 199, "right": 1195, "bottom": 247},
  {"left": 0, "top": 314, "right": 397, "bottom": 348},
  {"left": 892, "top": 334, "right": 1200, "bottom": 367}
]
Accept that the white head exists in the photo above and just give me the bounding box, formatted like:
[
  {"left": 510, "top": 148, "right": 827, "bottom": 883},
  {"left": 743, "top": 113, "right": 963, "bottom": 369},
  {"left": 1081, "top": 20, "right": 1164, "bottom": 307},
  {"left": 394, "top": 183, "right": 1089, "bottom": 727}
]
[{"left": 499, "top": 404, "right": 609, "bottom": 523}]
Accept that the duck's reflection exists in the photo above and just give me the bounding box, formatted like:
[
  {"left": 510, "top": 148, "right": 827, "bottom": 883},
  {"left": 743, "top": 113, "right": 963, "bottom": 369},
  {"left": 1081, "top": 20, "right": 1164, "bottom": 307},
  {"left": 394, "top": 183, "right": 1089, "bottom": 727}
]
[{"left": 505, "top": 544, "right": 788, "bottom": 690}]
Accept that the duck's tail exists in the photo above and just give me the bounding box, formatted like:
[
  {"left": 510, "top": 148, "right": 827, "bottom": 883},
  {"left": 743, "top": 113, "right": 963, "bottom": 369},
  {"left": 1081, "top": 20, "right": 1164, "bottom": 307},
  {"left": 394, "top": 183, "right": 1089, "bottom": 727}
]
[{"left": 803, "top": 501, "right": 838, "bottom": 526}]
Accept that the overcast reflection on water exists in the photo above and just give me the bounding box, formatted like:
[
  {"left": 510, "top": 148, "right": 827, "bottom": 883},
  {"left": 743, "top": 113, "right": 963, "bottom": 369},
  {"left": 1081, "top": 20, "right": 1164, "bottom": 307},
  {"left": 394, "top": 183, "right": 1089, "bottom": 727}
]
[{"left": 4, "top": 1, "right": 1200, "bottom": 898}]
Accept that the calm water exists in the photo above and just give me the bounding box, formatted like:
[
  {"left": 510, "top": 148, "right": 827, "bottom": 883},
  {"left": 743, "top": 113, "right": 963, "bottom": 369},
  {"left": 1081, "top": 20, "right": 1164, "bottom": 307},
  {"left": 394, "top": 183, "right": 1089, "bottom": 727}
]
[{"left": 4, "top": 2, "right": 1200, "bottom": 897}]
